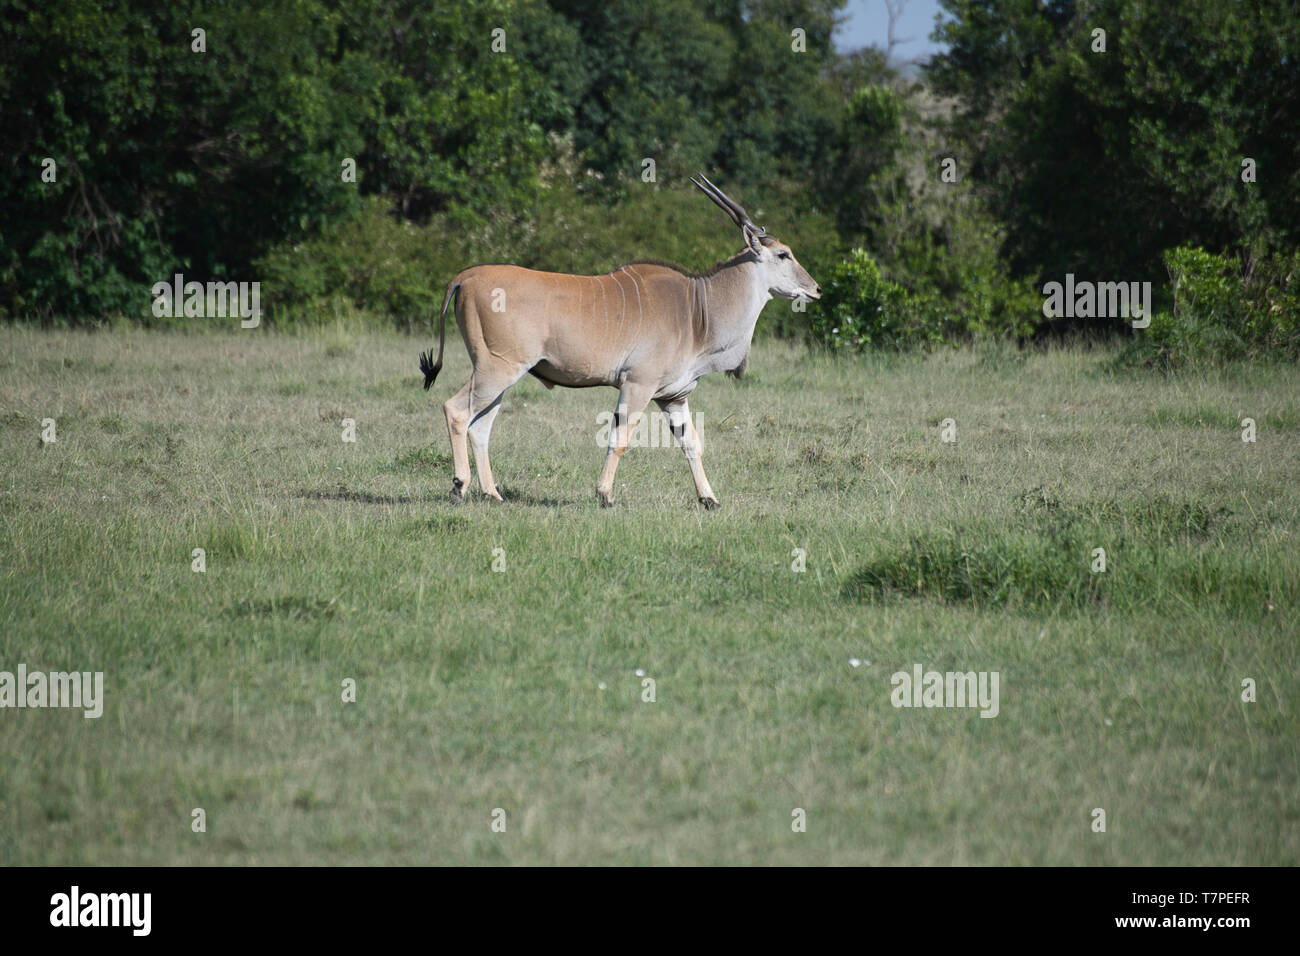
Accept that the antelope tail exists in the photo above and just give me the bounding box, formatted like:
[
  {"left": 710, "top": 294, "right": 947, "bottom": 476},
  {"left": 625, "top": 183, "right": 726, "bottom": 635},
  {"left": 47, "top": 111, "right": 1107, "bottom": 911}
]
[{"left": 420, "top": 279, "right": 461, "bottom": 390}]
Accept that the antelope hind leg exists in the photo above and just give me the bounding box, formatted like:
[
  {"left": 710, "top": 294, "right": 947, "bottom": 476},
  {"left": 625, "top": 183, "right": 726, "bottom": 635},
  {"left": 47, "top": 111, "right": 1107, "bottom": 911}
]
[
  {"left": 467, "top": 397, "right": 505, "bottom": 502},
  {"left": 443, "top": 380, "right": 473, "bottom": 502}
]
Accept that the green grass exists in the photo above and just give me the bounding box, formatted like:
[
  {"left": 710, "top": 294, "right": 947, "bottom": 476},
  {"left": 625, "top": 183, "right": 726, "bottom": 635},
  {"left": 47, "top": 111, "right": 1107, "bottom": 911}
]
[{"left": 0, "top": 324, "right": 1297, "bottom": 865}]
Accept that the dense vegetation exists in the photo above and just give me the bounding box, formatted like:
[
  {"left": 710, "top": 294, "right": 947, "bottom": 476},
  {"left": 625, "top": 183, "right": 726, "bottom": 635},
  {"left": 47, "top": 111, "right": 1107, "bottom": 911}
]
[{"left": 3, "top": 0, "right": 1297, "bottom": 362}]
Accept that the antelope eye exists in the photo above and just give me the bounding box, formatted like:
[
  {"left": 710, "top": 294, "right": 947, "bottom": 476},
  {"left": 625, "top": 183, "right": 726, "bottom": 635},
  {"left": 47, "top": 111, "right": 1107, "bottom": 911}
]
[{"left": 778, "top": 252, "right": 791, "bottom": 260}]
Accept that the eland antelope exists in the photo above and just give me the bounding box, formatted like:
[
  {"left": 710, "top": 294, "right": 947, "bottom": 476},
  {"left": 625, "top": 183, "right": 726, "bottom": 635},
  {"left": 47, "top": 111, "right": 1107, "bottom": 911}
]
[{"left": 418, "top": 175, "right": 820, "bottom": 508}]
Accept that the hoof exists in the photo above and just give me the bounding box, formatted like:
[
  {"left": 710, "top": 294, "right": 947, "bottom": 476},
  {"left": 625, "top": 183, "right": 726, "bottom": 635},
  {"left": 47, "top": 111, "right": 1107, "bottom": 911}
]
[
  {"left": 597, "top": 491, "right": 615, "bottom": 509},
  {"left": 699, "top": 496, "right": 720, "bottom": 511},
  {"left": 449, "top": 478, "right": 465, "bottom": 504}
]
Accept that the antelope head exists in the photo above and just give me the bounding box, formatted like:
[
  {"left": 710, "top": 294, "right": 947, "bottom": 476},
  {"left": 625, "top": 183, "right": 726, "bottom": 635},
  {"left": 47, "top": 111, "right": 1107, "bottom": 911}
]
[{"left": 691, "top": 173, "right": 821, "bottom": 302}]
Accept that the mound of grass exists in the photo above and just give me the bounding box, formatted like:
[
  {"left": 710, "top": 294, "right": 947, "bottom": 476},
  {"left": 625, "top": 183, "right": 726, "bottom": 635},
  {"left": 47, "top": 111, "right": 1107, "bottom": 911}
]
[
  {"left": 226, "top": 595, "right": 343, "bottom": 622},
  {"left": 381, "top": 446, "right": 453, "bottom": 473},
  {"left": 844, "top": 494, "right": 1285, "bottom": 614}
]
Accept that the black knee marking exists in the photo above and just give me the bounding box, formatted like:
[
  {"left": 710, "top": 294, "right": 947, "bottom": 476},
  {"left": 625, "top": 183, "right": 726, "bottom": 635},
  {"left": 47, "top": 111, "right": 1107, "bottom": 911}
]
[
  {"left": 468, "top": 392, "right": 504, "bottom": 428},
  {"left": 671, "top": 420, "right": 686, "bottom": 440}
]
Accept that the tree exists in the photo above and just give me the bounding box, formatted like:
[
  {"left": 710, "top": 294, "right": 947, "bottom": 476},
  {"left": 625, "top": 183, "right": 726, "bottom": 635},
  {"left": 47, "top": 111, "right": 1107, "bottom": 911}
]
[
  {"left": 0, "top": 0, "right": 568, "bottom": 318},
  {"left": 927, "top": 0, "right": 1300, "bottom": 308}
]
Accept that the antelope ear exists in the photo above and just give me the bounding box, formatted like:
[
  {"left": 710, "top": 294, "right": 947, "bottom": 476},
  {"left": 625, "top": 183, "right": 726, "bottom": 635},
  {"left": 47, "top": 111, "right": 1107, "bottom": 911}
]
[{"left": 744, "top": 226, "right": 763, "bottom": 256}]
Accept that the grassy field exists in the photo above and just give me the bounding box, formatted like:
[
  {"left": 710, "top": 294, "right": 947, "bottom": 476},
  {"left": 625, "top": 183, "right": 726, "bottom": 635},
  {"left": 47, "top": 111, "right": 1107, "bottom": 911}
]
[{"left": 1, "top": 322, "right": 1297, "bottom": 865}]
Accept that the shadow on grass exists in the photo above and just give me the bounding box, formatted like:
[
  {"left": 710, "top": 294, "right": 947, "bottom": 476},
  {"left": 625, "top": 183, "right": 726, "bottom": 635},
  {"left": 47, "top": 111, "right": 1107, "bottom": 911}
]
[
  {"left": 225, "top": 594, "right": 341, "bottom": 621},
  {"left": 296, "top": 486, "right": 421, "bottom": 506},
  {"left": 487, "top": 485, "right": 570, "bottom": 507},
  {"left": 298, "top": 483, "right": 569, "bottom": 508}
]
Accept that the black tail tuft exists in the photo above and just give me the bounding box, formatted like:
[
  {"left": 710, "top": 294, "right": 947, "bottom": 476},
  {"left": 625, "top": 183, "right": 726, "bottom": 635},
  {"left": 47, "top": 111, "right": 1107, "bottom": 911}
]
[{"left": 419, "top": 349, "right": 442, "bottom": 390}]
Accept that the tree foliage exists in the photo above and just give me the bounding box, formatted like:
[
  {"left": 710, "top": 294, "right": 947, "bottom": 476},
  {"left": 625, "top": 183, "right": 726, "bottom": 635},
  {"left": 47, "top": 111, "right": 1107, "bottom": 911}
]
[
  {"left": 928, "top": 0, "right": 1300, "bottom": 293},
  {"left": 1, "top": 0, "right": 566, "bottom": 317},
  {"left": 2, "top": 0, "right": 1297, "bottom": 361}
]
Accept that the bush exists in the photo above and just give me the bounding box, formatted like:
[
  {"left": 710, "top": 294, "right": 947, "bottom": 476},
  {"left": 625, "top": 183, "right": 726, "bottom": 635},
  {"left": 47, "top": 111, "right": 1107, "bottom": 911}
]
[
  {"left": 885, "top": 196, "right": 1044, "bottom": 343},
  {"left": 1242, "top": 249, "right": 1300, "bottom": 354},
  {"left": 256, "top": 198, "right": 464, "bottom": 329},
  {"left": 1123, "top": 245, "right": 1300, "bottom": 366},
  {"left": 808, "top": 236, "right": 1043, "bottom": 352},
  {"left": 810, "top": 248, "right": 948, "bottom": 351}
]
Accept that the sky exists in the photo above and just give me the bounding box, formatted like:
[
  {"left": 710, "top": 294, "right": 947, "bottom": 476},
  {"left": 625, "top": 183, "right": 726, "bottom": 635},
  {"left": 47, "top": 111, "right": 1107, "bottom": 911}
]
[{"left": 833, "top": 0, "right": 949, "bottom": 61}]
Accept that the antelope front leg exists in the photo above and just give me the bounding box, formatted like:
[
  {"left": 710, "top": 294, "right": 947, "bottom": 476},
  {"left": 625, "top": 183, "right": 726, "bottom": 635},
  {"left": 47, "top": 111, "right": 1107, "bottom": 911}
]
[
  {"left": 660, "top": 398, "right": 718, "bottom": 509},
  {"left": 596, "top": 386, "right": 652, "bottom": 508}
]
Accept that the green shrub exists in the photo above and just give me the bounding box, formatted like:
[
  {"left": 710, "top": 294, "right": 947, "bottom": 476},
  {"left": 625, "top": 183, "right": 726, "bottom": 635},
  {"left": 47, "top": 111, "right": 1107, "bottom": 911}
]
[
  {"left": 810, "top": 248, "right": 947, "bottom": 351},
  {"left": 808, "top": 238, "right": 1041, "bottom": 353},
  {"left": 882, "top": 189, "right": 1044, "bottom": 342},
  {"left": 1122, "top": 245, "right": 1300, "bottom": 367},
  {"left": 1242, "top": 248, "right": 1300, "bottom": 353},
  {"left": 256, "top": 198, "right": 461, "bottom": 329}
]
